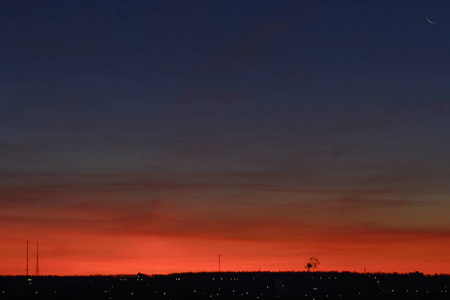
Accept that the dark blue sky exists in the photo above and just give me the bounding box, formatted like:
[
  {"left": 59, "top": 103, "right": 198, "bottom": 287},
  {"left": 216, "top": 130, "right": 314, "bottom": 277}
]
[
  {"left": 1, "top": 1, "right": 450, "bottom": 275},
  {"left": 2, "top": 0, "right": 449, "bottom": 173}
]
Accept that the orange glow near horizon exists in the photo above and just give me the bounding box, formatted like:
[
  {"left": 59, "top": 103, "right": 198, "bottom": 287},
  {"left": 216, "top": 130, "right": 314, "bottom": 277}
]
[
  {"left": 2, "top": 174, "right": 450, "bottom": 276},
  {"left": 2, "top": 217, "right": 450, "bottom": 276}
]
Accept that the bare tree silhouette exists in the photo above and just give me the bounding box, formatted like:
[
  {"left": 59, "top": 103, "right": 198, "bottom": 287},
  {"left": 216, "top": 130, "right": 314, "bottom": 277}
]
[{"left": 305, "top": 257, "right": 320, "bottom": 272}]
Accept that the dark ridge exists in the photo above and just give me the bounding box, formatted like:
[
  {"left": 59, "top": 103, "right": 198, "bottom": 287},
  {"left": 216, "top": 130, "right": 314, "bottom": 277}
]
[{"left": 0, "top": 271, "right": 449, "bottom": 300}]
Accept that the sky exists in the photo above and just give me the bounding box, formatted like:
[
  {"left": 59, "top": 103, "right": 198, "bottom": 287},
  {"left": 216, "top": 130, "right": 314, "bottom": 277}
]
[{"left": 1, "top": 0, "right": 450, "bottom": 275}]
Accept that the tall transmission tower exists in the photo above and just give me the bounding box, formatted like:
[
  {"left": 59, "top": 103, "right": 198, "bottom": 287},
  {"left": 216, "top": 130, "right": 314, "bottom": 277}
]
[
  {"left": 36, "top": 242, "right": 39, "bottom": 276},
  {"left": 26, "top": 241, "right": 29, "bottom": 276},
  {"left": 218, "top": 254, "right": 221, "bottom": 272}
]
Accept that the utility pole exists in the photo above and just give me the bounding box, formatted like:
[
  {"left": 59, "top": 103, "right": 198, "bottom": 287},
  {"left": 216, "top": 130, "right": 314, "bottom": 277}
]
[{"left": 36, "top": 242, "right": 39, "bottom": 276}]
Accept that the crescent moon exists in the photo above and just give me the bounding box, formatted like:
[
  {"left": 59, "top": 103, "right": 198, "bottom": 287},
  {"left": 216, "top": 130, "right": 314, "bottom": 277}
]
[{"left": 426, "top": 15, "right": 437, "bottom": 24}]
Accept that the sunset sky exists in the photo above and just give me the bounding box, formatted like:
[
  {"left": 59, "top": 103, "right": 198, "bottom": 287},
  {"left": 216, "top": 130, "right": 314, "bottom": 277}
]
[{"left": 1, "top": 0, "right": 450, "bottom": 275}]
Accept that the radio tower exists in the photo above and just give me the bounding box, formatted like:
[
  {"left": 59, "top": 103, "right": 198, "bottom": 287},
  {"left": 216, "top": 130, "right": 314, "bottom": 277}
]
[
  {"left": 26, "top": 241, "right": 29, "bottom": 276},
  {"left": 36, "top": 242, "right": 39, "bottom": 276}
]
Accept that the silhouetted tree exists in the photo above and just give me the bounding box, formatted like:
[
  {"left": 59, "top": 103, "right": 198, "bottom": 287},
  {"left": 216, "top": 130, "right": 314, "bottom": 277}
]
[{"left": 305, "top": 257, "right": 320, "bottom": 271}]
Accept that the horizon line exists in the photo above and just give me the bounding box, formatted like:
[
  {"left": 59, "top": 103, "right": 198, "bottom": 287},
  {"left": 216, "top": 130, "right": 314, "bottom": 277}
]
[{"left": 2, "top": 270, "right": 449, "bottom": 277}]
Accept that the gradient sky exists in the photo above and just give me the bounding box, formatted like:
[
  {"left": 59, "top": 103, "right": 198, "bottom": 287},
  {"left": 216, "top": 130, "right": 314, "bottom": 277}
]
[{"left": 1, "top": 0, "right": 450, "bottom": 275}]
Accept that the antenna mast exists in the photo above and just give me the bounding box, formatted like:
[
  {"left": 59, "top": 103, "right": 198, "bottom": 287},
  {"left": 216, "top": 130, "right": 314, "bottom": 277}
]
[
  {"left": 26, "top": 241, "right": 29, "bottom": 276},
  {"left": 218, "top": 254, "right": 221, "bottom": 272},
  {"left": 36, "top": 242, "right": 39, "bottom": 276}
]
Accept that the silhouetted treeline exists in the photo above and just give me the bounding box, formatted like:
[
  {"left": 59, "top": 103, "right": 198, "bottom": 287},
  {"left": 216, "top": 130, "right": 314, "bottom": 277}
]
[{"left": 0, "top": 271, "right": 449, "bottom": 300}]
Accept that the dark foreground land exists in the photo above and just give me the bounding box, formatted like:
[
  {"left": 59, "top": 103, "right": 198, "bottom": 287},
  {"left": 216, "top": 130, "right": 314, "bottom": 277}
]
[{"left": 0, "top": 271, "right": 449, "bottom": 300}]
